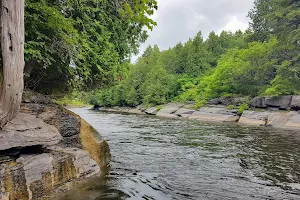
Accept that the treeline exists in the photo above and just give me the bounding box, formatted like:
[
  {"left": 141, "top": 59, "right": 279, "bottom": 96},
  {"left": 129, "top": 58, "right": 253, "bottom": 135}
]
[
  {"left": 89, "top": 0, "right": 300, "bottom": 108},
  {"left": 2, "top": 0, "right": 157, "bottom": 94}
]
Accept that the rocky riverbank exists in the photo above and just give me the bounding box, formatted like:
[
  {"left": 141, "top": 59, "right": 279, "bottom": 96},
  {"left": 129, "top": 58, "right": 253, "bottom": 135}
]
[
  {"left": 94, "top": 95, "right": 300, "bottom": 130},
  {"left": 0, "top": 91, "right": 110, "bottom": 200}
]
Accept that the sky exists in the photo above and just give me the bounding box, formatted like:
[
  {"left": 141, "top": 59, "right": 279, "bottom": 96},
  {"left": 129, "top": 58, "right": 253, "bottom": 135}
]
[{"left": 132, "top": 0, "right": 255, "bottom": 62}]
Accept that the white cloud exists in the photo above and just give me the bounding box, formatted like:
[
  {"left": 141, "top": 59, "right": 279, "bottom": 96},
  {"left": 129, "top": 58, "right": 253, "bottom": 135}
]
[
  {"left": 218, "top": 16, "right": 249, "bottom": 34},
  {"left": 131, "top": 0, "right": 255, "bottom": 62}
]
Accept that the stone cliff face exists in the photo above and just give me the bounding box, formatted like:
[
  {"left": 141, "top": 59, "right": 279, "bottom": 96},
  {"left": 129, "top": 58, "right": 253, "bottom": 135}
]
[{"left": 0, "top": 91, "right": 110, "bottom": 200}]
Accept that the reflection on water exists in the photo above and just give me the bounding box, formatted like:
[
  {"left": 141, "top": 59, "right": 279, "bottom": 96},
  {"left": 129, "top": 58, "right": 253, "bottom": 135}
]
[{"left": 52, "top": 108, "right": 300, "bottom": 200}]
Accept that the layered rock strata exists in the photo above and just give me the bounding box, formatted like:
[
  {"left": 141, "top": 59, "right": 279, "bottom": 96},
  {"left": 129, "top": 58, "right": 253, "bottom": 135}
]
[{"left": 0, "top": 91, "right": 110, "bottom": 200}]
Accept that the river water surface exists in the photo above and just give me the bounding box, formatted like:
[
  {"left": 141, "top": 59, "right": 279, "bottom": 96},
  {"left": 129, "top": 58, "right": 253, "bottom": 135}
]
[{"left": 55, "top": 108, "right": 300, "bottom": 200}]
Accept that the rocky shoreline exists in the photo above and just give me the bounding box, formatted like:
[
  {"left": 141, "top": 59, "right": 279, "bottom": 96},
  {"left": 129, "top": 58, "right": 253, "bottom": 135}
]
[
  {"left": 94, "top": 95, "right": 300, "bottom": 131},
  {"left": 0, "top": 91, "right": 110, "bottom": 200}
]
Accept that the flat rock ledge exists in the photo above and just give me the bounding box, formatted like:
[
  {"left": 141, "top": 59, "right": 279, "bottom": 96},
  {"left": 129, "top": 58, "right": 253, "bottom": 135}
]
[
  {"left": 95, "top": 102, "right": 300, "bottom": 130},
  {"left": 0, "top": 113, "right": 62, "bottom": 151}
]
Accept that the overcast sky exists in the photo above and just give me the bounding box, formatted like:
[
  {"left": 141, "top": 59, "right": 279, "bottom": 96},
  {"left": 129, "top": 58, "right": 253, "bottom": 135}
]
[{"left": 132, "top": 0, "right": 255, "bottom": 62}]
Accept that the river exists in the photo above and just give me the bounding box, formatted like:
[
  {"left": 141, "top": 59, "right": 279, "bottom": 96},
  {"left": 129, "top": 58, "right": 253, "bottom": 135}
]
[{"left": 53, "top": 108, "right": 300, "bottom": 200}]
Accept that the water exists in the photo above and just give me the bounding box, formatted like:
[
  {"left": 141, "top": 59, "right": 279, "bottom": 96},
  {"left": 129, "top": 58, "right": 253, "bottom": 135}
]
[{"left": 54, "top": 108, "right": 300, "bottom": 200}]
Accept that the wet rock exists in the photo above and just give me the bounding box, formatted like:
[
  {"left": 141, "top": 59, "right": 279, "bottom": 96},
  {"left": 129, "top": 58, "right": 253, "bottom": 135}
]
[
  {"left": 189, "top": 107, "right": 240, "bottom": 122},
  {"left": 13, "top": 147, "right": 101, "bottom": 200},
  {"left": 156, "top": 103, "right": 183, "bottom": 118},
  {"left": 145, "top": 107, "right": 157, "bottom": 115},
  {"left": 264, "top": 95, "right": 292, "bottom": 110},
  {"left": 238, "top": 111, "right": 270, "bottom": 126},
  {"left": 250, "top": 97, "right": 266, "bottom": 108},
  {"left": 48, "top": 146, "right": 100, "bottom": 178},
  {"left": 92, "top": 104, "right": 101, "bottom": 110},
  {"left": 0, "top": 113, "right": 62, "bottom": 151},
  {"left": 290, "top": 96, "right": 300, "bottom": 111}
]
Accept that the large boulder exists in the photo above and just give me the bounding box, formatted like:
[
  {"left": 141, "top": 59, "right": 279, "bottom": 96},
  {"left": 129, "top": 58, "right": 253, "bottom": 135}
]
[
  {"left": 238, "top": 111, "right": 270, "bottom": 126},
  {"left": 290, "top": 96, "right": 300, "bottom": 111},
  {"left": 217, "top": 96, "right": 248, "bottom": 106},
  {"left": 156, "top": 103, "right": 183, "bottom": 118},
  {"left": 188, "top": 107, "right": 240, "bottom": 122},
  {"left": 0, "top": 113, "right": 62, "bottom": 151},
  {"left": 208, "top": 98, "right": 220, "bottom": 105},
  {"left": 264, "top": 95, "right": 292, "bottom": 110},
  {"left": 250, "top": 97, "right": 266, "bottom": 108}
]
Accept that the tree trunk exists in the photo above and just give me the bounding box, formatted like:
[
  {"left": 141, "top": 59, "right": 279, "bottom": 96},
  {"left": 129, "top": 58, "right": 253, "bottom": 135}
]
[{"left": 0, "top": 0, "right": 25, "bottom": 129}]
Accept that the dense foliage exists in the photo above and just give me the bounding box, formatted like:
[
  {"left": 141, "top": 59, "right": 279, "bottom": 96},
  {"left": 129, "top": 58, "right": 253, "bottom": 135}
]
[
  {"left": 23, "top": 0, "right": 157, "bottom": 93},
  {"left": 89, "top": 0, "right": 300, "bottom": 107}
]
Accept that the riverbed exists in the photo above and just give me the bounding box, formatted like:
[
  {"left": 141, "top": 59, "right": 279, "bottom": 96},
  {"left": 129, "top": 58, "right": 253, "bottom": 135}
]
[{"left": 53, "top": 108, "right": 300, "bottom": 200}]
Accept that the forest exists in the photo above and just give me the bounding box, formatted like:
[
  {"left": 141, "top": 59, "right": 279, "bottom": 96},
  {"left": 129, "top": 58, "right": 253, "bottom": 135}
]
[
  {"left": 86, "top": 0, "right": 300, "bottom": 108},
  {"left": 1, "top": 0, "right": 299, "bottom": 110}
]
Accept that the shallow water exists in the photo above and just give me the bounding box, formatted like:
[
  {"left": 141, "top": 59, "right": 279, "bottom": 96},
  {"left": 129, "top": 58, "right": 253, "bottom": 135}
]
[{"left": 54, "top": 108, "right": 300, "bottom": 200}]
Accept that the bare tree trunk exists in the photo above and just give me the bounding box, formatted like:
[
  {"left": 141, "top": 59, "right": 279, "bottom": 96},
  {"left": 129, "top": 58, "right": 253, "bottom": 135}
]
[{"left": 0, "top": 0, "right": 25, "bottom": 129}]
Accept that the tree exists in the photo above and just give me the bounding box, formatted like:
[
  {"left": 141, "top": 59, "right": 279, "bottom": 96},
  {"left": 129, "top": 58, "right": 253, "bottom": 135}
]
[
  {"left": 249, "top": 0, "right": 300, "bottom": 95},
  {"left": 0, "top": 0, "right": 25, "bottom": 128},
  {"left": 23, "top": 0, "right": 157, "bottom": 93}
]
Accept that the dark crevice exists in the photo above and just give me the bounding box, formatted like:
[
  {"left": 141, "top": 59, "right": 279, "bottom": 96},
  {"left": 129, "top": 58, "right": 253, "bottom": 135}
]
[{"left": 0, "top": 145, "right": 46, "bottom": 163}]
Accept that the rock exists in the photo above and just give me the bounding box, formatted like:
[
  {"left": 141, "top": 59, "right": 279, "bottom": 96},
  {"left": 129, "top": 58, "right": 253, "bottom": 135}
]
[
  {"left": 145, "top": 107, "right": 157, "bottom": 115},
  {"left": 264, "top": 95, "right": 292, "bottom": 110},
  {"left": 12, "top": 147, "right": 101, "bottom": 200},
  {"left": 47, "top": 146, "right": 100, "bottom": 178},
  {"left": 238, "top": 111, "right": 270, "bottom": 126},
  {"left": 183, "top": 102, "right": 196, "bottom": 109},
  {"left": 250, "top": 97, "right": 266, "bottom": 108},
  {"left": 175, "top": 108, "right": 195, "bottom": 118},
  {"left": 267, "top": 112, "right": 288, "bottom": 128},
  {"left": 285, "top": 112, "right": 300, "bottom": 129},
  {"left": 189, "top": 107, "right": 240, "bottom": 122},
  {"left": 92, "top": 105, "right": 101, "bottom": 110},
  {"left": 156, "top": 103, "right": 183, "bottom": 118},
  {"left": 267, "top": 107, "right": 279, "bottom": 111},
  {"left": 59, "top": 115, "right": 80, "bottom": 137},
  {"left": 22, "top": 90, "right": 52, "bottom": 104},
  {"left": 136, "top": 105, "right": 146, "bottom": 112},
  {"left": 290, "top": 96, "right": 300, "bottom": 111},
  {"left": 218, "top": 96, "right": 247, "bottom": 106},
  {"left": 0, "top": 113, "right": 62, "bottom": 151},
  {"left": 0, "top": 162, "right": 28, "bottom": 200},
  {"left": 208, "top": 98, "right": 220, "bottom": 105}
]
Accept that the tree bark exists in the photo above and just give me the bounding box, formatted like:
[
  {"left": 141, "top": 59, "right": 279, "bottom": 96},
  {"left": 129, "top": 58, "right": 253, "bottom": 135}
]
[{"left": 0, "top": 0, "right": 25, "bottom": 129}]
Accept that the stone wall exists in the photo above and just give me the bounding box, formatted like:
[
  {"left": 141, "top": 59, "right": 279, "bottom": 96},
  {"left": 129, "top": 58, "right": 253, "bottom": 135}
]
[{"left": 0, "top": 91, "right": 110, "bottom": 200}]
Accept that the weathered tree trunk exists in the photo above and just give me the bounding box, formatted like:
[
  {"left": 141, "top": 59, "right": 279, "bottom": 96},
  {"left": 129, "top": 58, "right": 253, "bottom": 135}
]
[{"left": 0, "top": 0, "right": 25, "bottom": 129}]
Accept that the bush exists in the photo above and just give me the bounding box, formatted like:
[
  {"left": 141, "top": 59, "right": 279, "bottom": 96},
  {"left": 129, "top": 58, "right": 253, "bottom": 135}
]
[{"left": 238, "top": 103, "right": 249, "bottom": 114}]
